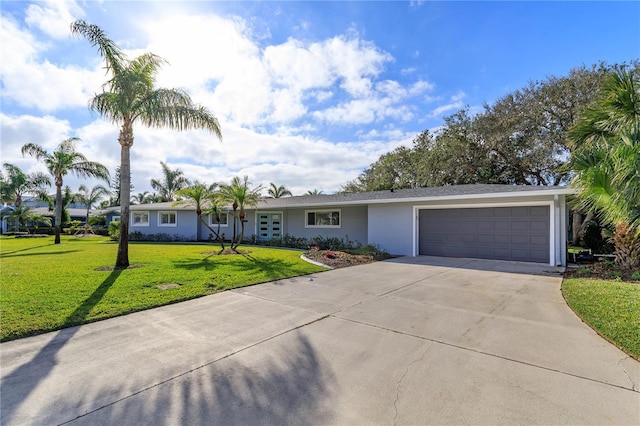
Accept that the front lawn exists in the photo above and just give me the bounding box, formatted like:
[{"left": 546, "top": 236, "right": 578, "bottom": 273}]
[
  {"left": 562, "top": 276, "right": 640, "bottom": 360},
  {"left": 0, "top": 236, "right": 326, "bottom": 342}
]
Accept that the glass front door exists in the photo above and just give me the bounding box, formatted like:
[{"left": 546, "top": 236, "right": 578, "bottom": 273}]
[{"left": 258, "top": 213, "right": 282, "bottom": 240}]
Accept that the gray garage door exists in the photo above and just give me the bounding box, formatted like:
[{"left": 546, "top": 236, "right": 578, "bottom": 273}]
[{"left": 419, "top": 206, "right": 550, "bottom": 263}]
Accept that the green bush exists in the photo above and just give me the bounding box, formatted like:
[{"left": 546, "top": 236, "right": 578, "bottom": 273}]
[
  {"left": 88, "top": 215, "right": 106, "bottom": 226},
  {"left": 581, "top": 220, "right": 614, "bottom": 253},
  {"left": 253, "top": 234, "right": 389, "bottom": 258},
  {"left": 108, "top": 221, "right": 120, "bottom": 241}
]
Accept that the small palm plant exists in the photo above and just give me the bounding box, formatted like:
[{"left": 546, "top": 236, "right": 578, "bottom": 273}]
[
  {"left": 216, "top": 176, "right": 263, "bottom": 251},
  {"left": 174, "top": 181, "right": 225, "bottom": 249}
]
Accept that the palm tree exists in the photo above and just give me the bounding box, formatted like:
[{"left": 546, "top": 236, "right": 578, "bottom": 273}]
[
  {"left": 76, "top": 184, "right": 111, "bottom": 235},
  {"left": 205, "top": 203, "right": 227, "bottom": 251},
  {"left": 22, "top": 138, "right": 109, "bottom": 244},
  {"left": 217, "top": 176, "right": 263, "bottom": 251},
  {"left": 267, "top": 182, "right": 292, "bottom": 198},
  {"left": 306, "top": 189, "right": 324, "bottom": 195},
  {"left": 40, "top": 185, "right": 76, "bottom": 227},
  {"left": 131, "top": 191, "right": 150, "bottom": 205},
  {"left": 71, "top": 20, "right": 222, "bottom": 268},
  {"left": 174, "top": 181, "right": 224, "bottom": 246},
  {"left": 568, "top": 68, "right": 640, "bottom": 268},
  {"left": 0, "top": 163, "right": 51, "bottom": 231},
  {"left": 151, "top": 161, "right": 190, "bottom": 202}
]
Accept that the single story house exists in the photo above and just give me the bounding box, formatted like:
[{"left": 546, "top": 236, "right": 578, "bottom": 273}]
[{"left": 104, "top": 184, "right": 574, "bottom": 266}]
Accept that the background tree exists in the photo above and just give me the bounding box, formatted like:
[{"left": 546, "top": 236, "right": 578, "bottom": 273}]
[
  {"left": 40, "top": 185, "right": 76, "bottom": 228},
  {"left": 267, "top": 183, "right": 292, "bottom": 198},
  {"left": 131, "top": 191, "right": 150, "bottom": 205},
  {"left": 71, "top": 20, "right": 222, "bottom": 268},
  {"left": 568, "top": 68, "right": 640, "bottom": 268},
  {"left": 0, "top": 163, "right": 51, "bottom": 231},
  {"left": 306, "top": 189, "right": 323, "bottom": 195},
  {"left": 217, "top": 176, "right": 262, "bottom": 251},
  {"left": 110, "top": 166, "right": 131, "bottom": 206},
  {"left": 75, "top": 184, "right": 111, "bottom": 235},
  {"left": 22, "top": 138, "right": 109, "bottom": 244},
  {"left": 342, "top": 63, "right": 625, "bottom": 194},
  {"left": 151, "top": 161, "right": 190, "bottom": 202}
]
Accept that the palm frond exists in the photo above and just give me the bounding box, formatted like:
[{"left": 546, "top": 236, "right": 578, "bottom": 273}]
[{"left": 70, "top": 20, "right": 126, "bottom": 78}]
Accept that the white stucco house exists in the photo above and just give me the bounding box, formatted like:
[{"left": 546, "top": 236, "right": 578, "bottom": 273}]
[{"left": 104, "top": 184, "right": 574, "bottom": 266}]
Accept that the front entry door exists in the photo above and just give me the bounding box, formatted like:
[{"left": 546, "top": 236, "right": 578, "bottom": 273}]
[{"left": 257, "top": 213, "right": 282, "bottom": 240}]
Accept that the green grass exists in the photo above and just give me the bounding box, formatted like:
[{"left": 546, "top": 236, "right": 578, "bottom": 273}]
[
  {"left": 0, "top": 236, "right": 326, "bottom": 342},
  {"left": 562, "top": 277, "right": 640, "bottom": 360}
]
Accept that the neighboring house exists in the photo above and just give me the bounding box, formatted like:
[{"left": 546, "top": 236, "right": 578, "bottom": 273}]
[
  {"left": 22, "top": 196, "right": 93, "bottom": 225},
  {"left": 103, "top": 184, "right": 574, "bottom": 266}
]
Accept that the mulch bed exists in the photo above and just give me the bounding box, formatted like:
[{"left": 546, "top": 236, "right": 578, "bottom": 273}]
[
  {"left": 303, "top": 249, "right": 382, "bottom": 269},
  {"left": 565, "top": 258, "right": 640, "bottom": 282}
]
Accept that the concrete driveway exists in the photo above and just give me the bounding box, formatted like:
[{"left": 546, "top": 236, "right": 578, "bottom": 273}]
[{"left": 1, "top": 256, "right": 638, "bottom": 425}]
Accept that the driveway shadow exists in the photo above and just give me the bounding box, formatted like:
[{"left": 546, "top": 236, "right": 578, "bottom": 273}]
[
  {"left": 41, "top": 333, "right": 335, "bottom": 425},
  {"left": 0, "top": 269, "right": 123, "bottom": 425}
]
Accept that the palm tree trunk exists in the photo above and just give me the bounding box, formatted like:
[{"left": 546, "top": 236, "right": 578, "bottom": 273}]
[
  {"left": 613, "top": 222, "right": 640, "bottom": 269},
  {"left": 54, "top": 182, "right": 62, "bottom": 244},
  {"left": 116, "top": 142, "right": 131, "bottom": 268},
  {"left": 196, "top": 212, "right": 202, "bottom": 241},
  {"left": 198, "top": 216, "right": 225, "bottom": 250}
]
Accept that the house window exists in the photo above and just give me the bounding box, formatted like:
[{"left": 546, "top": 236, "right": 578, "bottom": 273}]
[
  {"left": 209, "top": 212, "right": 228, "bottom": 226},
  {"left": 112, "top": 216, "right": 121, "bottom": 222},
  {"left": 131, "top": 212, "right": 149, "bottom": 226},
  {"left": 306, "top": 210, "right": 340, "bottom": 228},
  {"left": 158, "top": 211, "right": 177, "bottom": 227}
]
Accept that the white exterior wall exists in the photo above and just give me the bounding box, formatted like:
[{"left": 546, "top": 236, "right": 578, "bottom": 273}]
[
  {"left": 368, "top": 203, "right": 415, "bottom": 255},
  {"left": 130, "top": 210, "right": 197, "bottom": 240}
]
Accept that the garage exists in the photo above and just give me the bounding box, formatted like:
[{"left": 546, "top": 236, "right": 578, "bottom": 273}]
[{"left": 418, "top": 206, "right": 550, "bottom": 263}]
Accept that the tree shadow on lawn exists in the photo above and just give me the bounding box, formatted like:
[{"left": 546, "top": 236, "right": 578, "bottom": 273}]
[
  {"left": 0, "top": 268, "right": 123, "bottom": 425},
  {"left": 0, "top": 249, "right": 82, "bottom": 259},
  {"left": 171, "top": 254, "right": 307, "bottom": 285}
]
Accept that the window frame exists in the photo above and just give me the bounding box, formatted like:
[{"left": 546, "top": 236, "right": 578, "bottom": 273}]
[
  {"left": 158, "top": 211, "right": 178, "bottom": 227},
  {"left": 305, "top": 209, "right": 341, "bottom": 228},
  {"left": 131, "top": 211, "right": 150, "bottom": 227},
  {"left": 208, "top": 211, "right": 229, "bottom": 227}
]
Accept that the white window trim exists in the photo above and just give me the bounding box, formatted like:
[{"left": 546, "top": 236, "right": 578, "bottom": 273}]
[
  {"left": 305, "top": 209, "right": 341, "bottom": 229},
  {"left": 208, "top": 212, "right": 229, "bottom": 227},
  {"left": 131, "top": 211, "right": 150, "bottom": 227},
  {"left": 112, "top": 215, "right": 121, "bottom": 222},
  {"left": 158, "top": 211, "right": 178, "bottom": 227}
]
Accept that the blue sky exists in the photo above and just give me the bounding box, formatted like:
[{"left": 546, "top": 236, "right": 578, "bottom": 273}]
[{"left": 1, "top": 1, "right": 638, "bottom": 196}]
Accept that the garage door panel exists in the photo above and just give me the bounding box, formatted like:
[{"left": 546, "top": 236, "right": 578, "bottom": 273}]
[
  {"left": 531, "top": 235, "right": 548, "bottom": 245},
  {"left": 419, "top": 206, "right": 550, "bottom": 263},
  {"left": 531, "top": 206, "right": 549, "bottom": 216}
]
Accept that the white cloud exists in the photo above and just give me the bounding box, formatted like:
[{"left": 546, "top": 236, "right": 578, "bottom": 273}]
[
  {"left": 0, "top": 14, "right": 103, "bottom": 112},
  {"left": 25, "top": 0, "right": 84, "bottom": 39},
  {"left": 0, "top": 4, "right": 458, "bottom": 195},
  {"left": 430, "top": 91, "right": 467, "bottom": 117}
]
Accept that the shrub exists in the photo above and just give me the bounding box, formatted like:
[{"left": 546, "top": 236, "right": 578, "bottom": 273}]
[
  {"left": 89, "top": 215, "right": 106, "bottom": 226},
  {"left": 108, "top": 222, "right": 120, "bottom": 241},
  {"left": 252, "top": 234, "right": 389, "bottom": 259},
  {"left": 581, "top": 220, "right": 615, "bottom": 253}
]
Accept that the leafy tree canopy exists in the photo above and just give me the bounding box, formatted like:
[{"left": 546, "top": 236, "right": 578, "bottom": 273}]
[{"left": 342, "top": 62, "right": 638, "bottom": 192}]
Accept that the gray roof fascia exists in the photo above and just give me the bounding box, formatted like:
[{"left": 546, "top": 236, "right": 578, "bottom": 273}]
[{"left": 258, "top": 186, "right": 575, "bottom": 209}]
